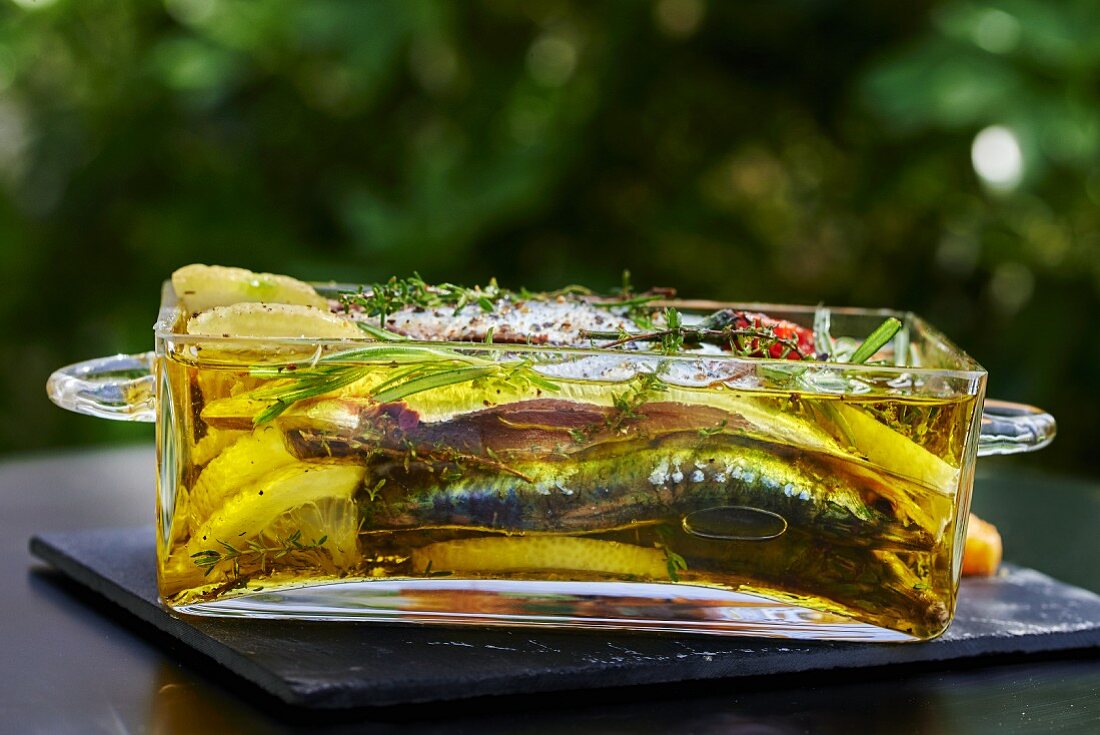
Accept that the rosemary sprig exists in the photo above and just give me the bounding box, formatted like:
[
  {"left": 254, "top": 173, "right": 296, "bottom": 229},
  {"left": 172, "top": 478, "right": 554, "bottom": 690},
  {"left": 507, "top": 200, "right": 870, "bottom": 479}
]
[
  {"left": 251, "top": 366, "right": 372, "bottom": 424},
  {"left": 190, "top": 529, "right": 329, "bottom": 577},
  {"left": 848, "top": 317, "right": 902, "bottom": 365},
  {"left": 249, "top": 344, "right": 560, "bottom": 425},
  {"left": 356, "top": 322, "right": 409, "bottom": 341},
  {"left": 372, "top": 364, "right": 501, "bottom": 403},
  {"left": 247, "top": 344, "right": 473, "bottom": 424}
]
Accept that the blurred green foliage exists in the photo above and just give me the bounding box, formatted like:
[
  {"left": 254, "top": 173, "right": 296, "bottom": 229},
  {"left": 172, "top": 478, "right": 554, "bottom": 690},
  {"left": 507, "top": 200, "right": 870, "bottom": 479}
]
[{"left": 2, "top": 0, "right": 1098, "bottom": 476}]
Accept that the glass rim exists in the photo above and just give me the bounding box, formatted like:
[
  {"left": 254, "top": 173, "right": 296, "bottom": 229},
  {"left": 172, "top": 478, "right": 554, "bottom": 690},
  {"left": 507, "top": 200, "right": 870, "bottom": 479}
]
[{"left": 155, "top": 281, "right": 988, "bottom": 381}]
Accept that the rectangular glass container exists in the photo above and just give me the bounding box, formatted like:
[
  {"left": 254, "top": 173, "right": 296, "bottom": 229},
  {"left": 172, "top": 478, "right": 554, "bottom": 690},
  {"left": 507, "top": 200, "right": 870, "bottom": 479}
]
[{"left": 48, "top": 283, "right": 1056, "bottom": 641}]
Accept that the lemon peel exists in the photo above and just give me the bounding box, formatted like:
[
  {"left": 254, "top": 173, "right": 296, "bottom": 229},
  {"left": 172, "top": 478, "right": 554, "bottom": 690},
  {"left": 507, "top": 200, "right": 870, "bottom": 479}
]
[
  {"left": 172, "top": 263, "right": 328, "bottom": 312},
  {"left": 409, "top": 536, "right": 668, "bottom": 579}
]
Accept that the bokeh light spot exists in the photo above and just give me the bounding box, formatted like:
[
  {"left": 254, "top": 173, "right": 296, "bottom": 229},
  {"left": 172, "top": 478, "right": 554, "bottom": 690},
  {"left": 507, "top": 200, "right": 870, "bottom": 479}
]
[
  {"left": 935, "top": 233, "right": 980, "bottom": 276},
  {"left": 409, "top": 37, "right": 459, "bottom": 95},
  {"left": 164, "top": 0, "right": 216, "bottom": 26},
  {"left": 988, "top": 262, "right": 1034, "bottom": 314},
  {"left": 972, "top": 9, "right": 1021, "bottom": 54},
  {"left": 971, "top": 125, "right": 1023, "bottom": 190},
  {"left": 527, "top": 35, "right": 577, "bottom": 87},
  {"left": 654, "top": 0, "right": 706, "bottom": 39},
  {"left": 9, "top": 0, "right": 60, "bottom": 10}
]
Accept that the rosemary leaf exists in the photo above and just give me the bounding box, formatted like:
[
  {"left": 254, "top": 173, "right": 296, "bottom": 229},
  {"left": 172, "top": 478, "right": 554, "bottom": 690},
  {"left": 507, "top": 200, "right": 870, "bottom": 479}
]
[
  {"left": 369, "top": 360, "right": 468, "bottom": 396},
  {"left": 356, "top": 322, "right": 409, "bottom": 341},
  {"left": 523, "top": 371, "right": 562, "bottom": 393},
  {"left": 849, "top": 317, "right": 902, "bottom": 365},
  {"left": 371, "top": 365, "right": 500, "bottom": 403}
]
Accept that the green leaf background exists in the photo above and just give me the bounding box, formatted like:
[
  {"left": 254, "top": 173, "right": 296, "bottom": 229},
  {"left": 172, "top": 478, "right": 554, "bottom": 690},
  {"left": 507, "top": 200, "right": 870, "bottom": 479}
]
[{"left": 3, "top": 0, "right": 1097, "bottom": 475}]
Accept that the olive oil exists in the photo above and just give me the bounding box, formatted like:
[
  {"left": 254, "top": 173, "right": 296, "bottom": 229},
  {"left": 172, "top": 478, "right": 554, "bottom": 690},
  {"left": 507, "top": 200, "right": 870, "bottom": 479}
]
[{"left": 156, "top": 350, "right": 977, "bottom": 641}]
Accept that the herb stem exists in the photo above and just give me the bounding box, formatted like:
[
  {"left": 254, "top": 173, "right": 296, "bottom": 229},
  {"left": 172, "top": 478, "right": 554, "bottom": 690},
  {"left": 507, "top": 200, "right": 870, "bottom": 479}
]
[
  {"left": 583, "top": 327, "right": 808, "bottom": 358},
  {"left": 848, "top": 317, "right": 902, "bottom": 365}
]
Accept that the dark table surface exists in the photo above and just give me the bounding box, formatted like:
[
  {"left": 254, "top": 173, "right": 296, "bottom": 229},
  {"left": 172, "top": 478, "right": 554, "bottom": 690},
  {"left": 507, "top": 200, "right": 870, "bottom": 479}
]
[{"left": 2, "top": 444, "right": 1099, "bottom": 734}]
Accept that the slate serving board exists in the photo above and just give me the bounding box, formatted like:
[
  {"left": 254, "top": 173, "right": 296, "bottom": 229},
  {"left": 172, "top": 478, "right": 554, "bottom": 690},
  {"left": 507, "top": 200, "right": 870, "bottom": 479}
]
[{"left": 29, "top": 527, "right": 1100, "bottom": 710}]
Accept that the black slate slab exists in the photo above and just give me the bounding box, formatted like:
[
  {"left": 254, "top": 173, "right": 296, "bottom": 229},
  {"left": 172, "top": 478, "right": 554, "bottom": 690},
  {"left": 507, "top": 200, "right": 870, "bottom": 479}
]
[{"left": 29, "top": 527, "right": 1100, "bottom": 710}]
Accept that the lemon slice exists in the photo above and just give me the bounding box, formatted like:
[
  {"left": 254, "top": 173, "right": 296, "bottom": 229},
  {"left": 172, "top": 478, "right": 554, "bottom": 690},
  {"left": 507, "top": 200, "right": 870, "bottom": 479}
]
[
  {"left": 409, "top": 536, "right": 668, "bottom": 579},
  {"left": 201, "top": 396, "right": 277, "bottom": 431},
  {"left": 189, "top": 427, "right": 248, "bottom": 468},
  {"left": 172, "top": 264, "right": 328, "bottom": 312},
  {"left": 188, "top": 462, "right": 365, "bottom": 556},
  {"left": 189, "top": 425, "right": 298, "bottom": 525},
  {"left": 186, "top": 302, "right": 360, "bottom": 339},
  {"left": 197, "top": 368, "right": 264, "bottom": 403},
  {"left": 830, "top": 403, "right": 959, "bottom": 495}
]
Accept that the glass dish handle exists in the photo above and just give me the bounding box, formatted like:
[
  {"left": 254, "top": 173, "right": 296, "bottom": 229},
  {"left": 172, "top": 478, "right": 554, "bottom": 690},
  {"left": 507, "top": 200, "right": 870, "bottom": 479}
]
[
  {"left": 46, "top": 352, "right": 156, "bottom": 422},
  {"left": 977, "top": 399, "right": 1056, "bottom": 456}
]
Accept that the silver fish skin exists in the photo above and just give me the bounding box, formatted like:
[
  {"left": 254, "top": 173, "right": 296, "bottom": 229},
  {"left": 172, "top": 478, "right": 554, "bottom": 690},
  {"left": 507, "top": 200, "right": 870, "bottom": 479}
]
[
  {"left": 342, "top": 296, "right": 638, "bottom": 346},
  {"left": 357, "top": 433, "right": 942, "bottom": 551}
]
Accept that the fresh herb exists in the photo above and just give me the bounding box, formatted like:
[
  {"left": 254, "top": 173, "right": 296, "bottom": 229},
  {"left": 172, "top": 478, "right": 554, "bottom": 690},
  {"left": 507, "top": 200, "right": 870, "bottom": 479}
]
[
  {"left": 584, "top": 324, "right": 809, "bottom": 359},
  {"left": 190, "top": 529, "right": 329, "bottom": 577},
  {"left": 250, "top": 365, "right": 373, "bottom": 424},
  {"left": 698, "top": 419, "right": 728, "bottom": 438},
  {"left": 665, "top": 549, "right": 688, "bottom": 582},
  {"left": 571, "top": 372, "right": 668, "bottom": 443},
  {"left": 364, "top": 478, "right": 386, "bottom": 502},
  {"left": 340, "top": 273, "right": 660, "bottom": 329},
  {"left": 298, "top": 431, "right": 535, "bottom": 483},
  {"left": 340, "top": 274, "right": 505, "bottom": 327},
  {"left": 356, "top": 322, "right": 409, "bottom": 341},
  {"left": 369, "top": 356, "right": 559, "bottom": 404},
  {"left": 848, "top": 317, "right": 902, "bottom": 365},
  {"left": 421, "top": 560, "right": 452, "bottom": 577},
  {"left": 248, "top": 343, "right": 560, "bottom": 425},
  {"left": 812, "top": 306, "right": 833, "bottom": 359},
  {"left": 654, "top": 525, "right": 688, "bottom": 582},
  {"left": 660, "top": 307, "right": 684, "bottom": 354},
  {"left": 617, "top": 269, "right": 634, "bottom": 297}
]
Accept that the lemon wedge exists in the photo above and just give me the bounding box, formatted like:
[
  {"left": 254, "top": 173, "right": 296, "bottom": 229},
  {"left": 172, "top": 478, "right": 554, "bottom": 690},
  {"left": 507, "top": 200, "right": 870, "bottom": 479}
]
[
  {"left": 186, "top": 302, "right": 360, "bottom": 339},
  {"left": 189, "top": 427, "right": 248, "bottom": 468},
  {"left": 409, "top": 536, "right": 668, "bottom": 579},
  {"left": 188, "top": 462, "right": 364, "bottom": 556},
  {"left": 830, "top": 403, "right": 960, "bottom": 495},
  {"left": 172, "top": 264, "right": 328, "bottom": 312},
  {"left": 189, "top": 425, "right": 298, "bottom": 525}
]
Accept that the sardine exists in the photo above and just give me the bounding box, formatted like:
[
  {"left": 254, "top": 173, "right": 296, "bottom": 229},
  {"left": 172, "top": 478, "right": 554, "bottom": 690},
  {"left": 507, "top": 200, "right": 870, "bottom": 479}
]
[
  {"left": 331, "top": 431, "right": 944, "bottom": 551},
  {"left": 343, "top": 296, "right": 638, "bottom": 346}
]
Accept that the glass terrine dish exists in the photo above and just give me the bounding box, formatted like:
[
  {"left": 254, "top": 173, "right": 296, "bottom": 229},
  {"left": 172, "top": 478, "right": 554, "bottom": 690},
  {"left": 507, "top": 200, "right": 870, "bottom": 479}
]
[{"left": 47, "top": 266, "right": 1055, "bottom": 642}]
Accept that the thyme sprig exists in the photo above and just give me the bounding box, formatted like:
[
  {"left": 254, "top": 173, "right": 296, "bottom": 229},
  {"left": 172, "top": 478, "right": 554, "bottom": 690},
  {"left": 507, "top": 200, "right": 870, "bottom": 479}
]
[
  {"left": 340, "top": 274, "right": 505, "bottom": 327},
  {"left": 296, "top": 432, "right": 535, "bottom": 483},
  {"left": 569, "top": 372, "right": 668, "bottom": 443},
  {"left": 190, "top": 529, "right": 328, "bottom": 577},
  {"left": 665, "top": 548, "right": 689, "bottom": 582},
  {"left": 655, "top": 524, "right": 688, "bottom": 582},
  {"left": 339, "top": 273, "right": 666, "bottom": 330},
  {"left": 660, "top": 307, "right": 685, "bottom": 354},
  {"left": 584, "top": 325, "right": 809, "bottom": 359}
]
